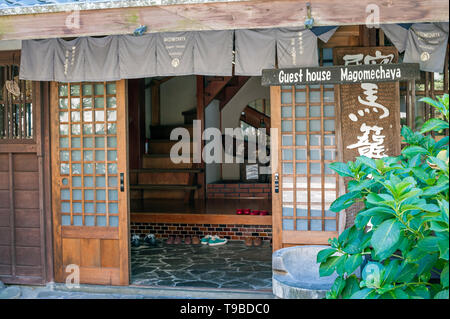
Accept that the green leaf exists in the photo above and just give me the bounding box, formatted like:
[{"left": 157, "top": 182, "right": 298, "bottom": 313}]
[
  {"left": 402, "top": 146, "right": 429, "bottom": 158},
  {"left": 371, "top": 219, "right": 401, "bottom": 260},
  {"left": 357, "top": 156, "right": 377, "bottom": 170},
  {"left": 344, "top": 254, "right": 362, "bottom": 275},
  {"left": 329, "top": 191, "right": 360, "bottom": 212},
  {"left": 381, "top": 259, "right": 400, "bottom": 286},
  {"left": 434, "top": 136, "right": 449, "bottom": 151},
  {"left": 319, "top": 256, "right": 340, "bottom": 277},
  {"left": 438, "top": 238, "right": 449, "bottom": 261},
  {"left": 350, "top": 288, "right": 376, "bottom": 299},
  {"left": 430, "top": 221, "right": 448, "bottom": 233},
  {"left": 354, "top": 207, "right": 395, "bottom": 229},
  {"left": 420, "top": 118, "right": 449, "bottom": 134},
  {"left": 397, "top": 263, "right": 419, "bottom": 283},
  {"left": 420, "top": 96, "right": 442, "bottom": 110},
  {"left": 441, "top": 264, "right": 449, "bottom": 289},
  {"left": 417, "top": 236, "right": 440, "bottom": 253},
  {"left": 417, "top": 253, "right": 438, "bottom": 277},
  {"left": 317, "top": 248, "right": 337, "bottom": 263},
  {"left": 330, "top": 276, "right": 346, "bottom": 297},
  {"left": 427, "top": 156, "right": 449, "bottom": 172},
  {"left": 335, "top": 255, "right": 348, "bottom": 276},
  {"left": 423, "top": 183, "right": 450, "bottom": 196},
  {"left": 434, "top": 289, "right": 449, "bottom": 299},
  {"left": 411, "top": 167, "right": 430, "bottom": 182},
  {"left": 405, "top": 286, "right": 430, "bottom": 299},
  {"left": 406, "top": 247, "right": 428, "bottom": 263},
  {"left": 341, "top": 275, "right": 361, "bottom": 299},
  {"left": 389, "top": 288, "right": 410, "bottom": 299},
  {"left": 328, "top": 162, "right": 354, "bottom": 177}
]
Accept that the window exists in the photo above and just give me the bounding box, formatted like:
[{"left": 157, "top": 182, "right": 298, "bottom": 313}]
[{"left": 0, "top": 65, "right": 34, "bottom": 141}]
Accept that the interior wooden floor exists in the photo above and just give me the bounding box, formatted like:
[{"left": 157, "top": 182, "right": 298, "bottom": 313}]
[{"left": 130, "top": 198, "right": 272, "bottom": 225}]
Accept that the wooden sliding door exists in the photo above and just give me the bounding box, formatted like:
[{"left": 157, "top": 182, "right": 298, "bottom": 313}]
[
  {"left": 0, "top": 57, "right": 49, "bottom": 285},
  {"left": 51, "top": 80, "right": 129, "bottom": 285},
  {"left": 271, "top": 84, "right": 341, "bottom": 251}
]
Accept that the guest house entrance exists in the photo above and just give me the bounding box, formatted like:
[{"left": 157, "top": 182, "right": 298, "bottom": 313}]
[{"left": 1, "top": 0, "right": 447, "bottom": 289}]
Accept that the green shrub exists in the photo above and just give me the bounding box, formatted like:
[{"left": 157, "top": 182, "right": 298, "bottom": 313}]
[{"left": 318, "top": 94, "right": 449, "bottom": 299}]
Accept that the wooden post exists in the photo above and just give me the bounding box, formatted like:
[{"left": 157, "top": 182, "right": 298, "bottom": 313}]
[
  {"left": 151, "top": 83, "right": 160, "bottom": 127},
  {"left": 196, "top": 76, "right": 205, "bottom": 200}
]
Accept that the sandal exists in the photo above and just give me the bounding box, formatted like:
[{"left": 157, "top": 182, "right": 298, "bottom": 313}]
[{"left": 166, "top": 236, "right": 175, "bottom": 245}]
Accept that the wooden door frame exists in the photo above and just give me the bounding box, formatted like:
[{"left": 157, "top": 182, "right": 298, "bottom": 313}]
[
  {"left": 270, "top": 86, "right": 282, "bottom": 252},
  {"left": 50, "top": 80, "right": 130, "bottom": 285}
]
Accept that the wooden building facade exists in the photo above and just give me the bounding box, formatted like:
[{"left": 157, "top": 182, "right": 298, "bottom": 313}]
[{"left": 0, "top": 0, "right": 448, "bottom": 286}]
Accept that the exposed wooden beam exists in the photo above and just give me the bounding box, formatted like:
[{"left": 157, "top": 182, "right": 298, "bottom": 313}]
[
  {"left": 150, "top": 84, "right": 160, "bottom": 126},
  {"left": 240, "top": 105, "right": 271, "bottom": 133},
  {"left": 0, "top": 0, "right": 448, "bottom": 40}
]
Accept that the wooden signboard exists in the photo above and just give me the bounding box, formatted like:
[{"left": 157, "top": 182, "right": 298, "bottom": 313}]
[
  {"left": 334, "top": 47, "right": 402, "bottom": 163},
  {"left": 334, "top": 46, "right": 401, "bottom": 227},
  {"left": 261, "top": 62, "right": 420, "bottom": 86}
]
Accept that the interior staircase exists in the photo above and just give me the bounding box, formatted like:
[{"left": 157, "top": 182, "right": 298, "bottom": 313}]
[
  {"left": 130, "top": 120, "right": 203, "bottom": 203},
  {"left": 203, "top": 76, "right": 250, "bottom": 109},
  {"left": 130, "top": 75, "right": 250, "bottom": 204}
]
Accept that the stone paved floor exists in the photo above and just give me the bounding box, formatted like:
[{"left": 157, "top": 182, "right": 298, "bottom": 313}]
[{"left": 131, "top": 241, "right": 273, "bottom": 290}]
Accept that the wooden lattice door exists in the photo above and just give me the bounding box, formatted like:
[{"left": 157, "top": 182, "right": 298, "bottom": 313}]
[
  {"left": 51, "top": 80, "right": 129, "bottom": 285},
  {"left": 271, "top": 84, "right": 342, "bottom": 250}
]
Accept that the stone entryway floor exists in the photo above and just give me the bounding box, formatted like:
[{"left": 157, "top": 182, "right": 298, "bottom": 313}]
[{"left": 131, "top": 241, "right": 273, "bottom": 290}]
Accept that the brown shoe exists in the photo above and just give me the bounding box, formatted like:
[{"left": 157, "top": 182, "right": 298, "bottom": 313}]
[
  {"left": 184, "top": 236, "right": 192, "bottom": 244},
  {"left": 253, "top": 238, "right": 262, "bottom": 247},
  {"left": 245, "top": 237, "right": 253, "bottom": 247},
  {"left": 192, "top": 236, "right": 200, "bottom": 245}
]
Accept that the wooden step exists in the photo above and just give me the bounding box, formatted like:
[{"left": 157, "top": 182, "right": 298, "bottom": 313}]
[
  {"left": 130, "top": 184, "right": 200, "bottom": 190},
  {"left": 131, "top": 184, "right": 200, "bottom": 201},
  {"left": 142, "top": 154, "right": 194, "bottom": 169},
  {"left": 181, "top": 108, "right": 197, "bottom": 125},
  {"left": 150, "top": 124, "right": 193, "bottom": 140},
  {"left": 131, "top": 189, "right": 189, "bottom": 200},
  {"left": 148, "top": 139, "right": 192, "bottom": 154},
  {"left": 130, "top": 171, "right": 191, "bottom": 185}
]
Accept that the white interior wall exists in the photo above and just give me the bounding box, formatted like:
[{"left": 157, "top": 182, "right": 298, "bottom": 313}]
[
  {"left": 205, "top": 99, "right": 221, "bottom": 184},
  {"left": 220, "top": 76, "right": 270, "bottom": 180},
  {"left": 160, "top": 75, "right": 197, "bottom": 126}
]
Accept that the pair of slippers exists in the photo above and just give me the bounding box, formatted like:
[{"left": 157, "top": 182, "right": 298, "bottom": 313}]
[
  {"left": 166, "top": 236, "right": 200, "bottom": 245},
  {"left": 245, "top": 237, "right": 262, "bottom": 247},
  {"left": 236, "top": 209, "right": 269, "bottom": 216}
]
